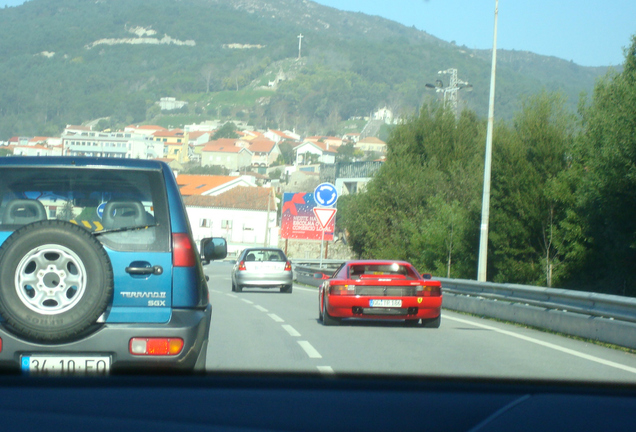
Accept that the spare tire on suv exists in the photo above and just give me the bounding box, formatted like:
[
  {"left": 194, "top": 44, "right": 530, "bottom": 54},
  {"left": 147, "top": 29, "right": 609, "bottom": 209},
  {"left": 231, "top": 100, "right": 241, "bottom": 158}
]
[{"left": 0, "top": 220, "right": 114, "bottom": 342}]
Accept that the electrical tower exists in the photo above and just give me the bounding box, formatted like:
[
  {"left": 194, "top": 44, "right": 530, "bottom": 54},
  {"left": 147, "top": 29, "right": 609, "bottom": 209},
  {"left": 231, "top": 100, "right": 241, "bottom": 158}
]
[{"left": 426, "top": 68, "right": 472, "bottom": 117}]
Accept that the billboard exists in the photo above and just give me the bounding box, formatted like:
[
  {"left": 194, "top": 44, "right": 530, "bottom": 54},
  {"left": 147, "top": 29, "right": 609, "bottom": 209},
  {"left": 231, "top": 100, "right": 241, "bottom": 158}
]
[{"left": 281, "top": 192, "right": 334, "bottom": 241}]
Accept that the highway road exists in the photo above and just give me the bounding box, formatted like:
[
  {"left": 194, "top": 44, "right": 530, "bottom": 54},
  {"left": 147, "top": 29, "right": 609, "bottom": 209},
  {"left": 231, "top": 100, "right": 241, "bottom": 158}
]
[{"left": 203, "top": 262, "right": 636, "bottom": 382}]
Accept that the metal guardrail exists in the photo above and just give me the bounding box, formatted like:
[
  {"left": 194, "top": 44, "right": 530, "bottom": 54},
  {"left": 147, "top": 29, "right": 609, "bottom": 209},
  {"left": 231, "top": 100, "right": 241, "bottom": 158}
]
[
  {"left": 291, "top": 259, "right": 636, "bottom": 349},
  {"left": 292, "top": 260, "right": 342, "bottom": 286},
  {"left": 439, "top": 278, "right": 636, "bottom": 324}
]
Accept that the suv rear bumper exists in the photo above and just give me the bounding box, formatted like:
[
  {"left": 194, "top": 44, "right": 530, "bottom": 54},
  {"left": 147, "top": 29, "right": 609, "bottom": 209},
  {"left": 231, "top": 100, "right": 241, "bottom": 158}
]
[{"left": 0, "top": 305, "right": 212, "bottom": 373}]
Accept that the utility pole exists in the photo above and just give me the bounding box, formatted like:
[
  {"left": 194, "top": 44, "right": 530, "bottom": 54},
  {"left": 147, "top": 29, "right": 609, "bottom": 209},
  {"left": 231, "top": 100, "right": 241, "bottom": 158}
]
[
  {"left": 477, "top": 0, "right": 499, "bottom": 282},
  {"left": 297, "top": 33, "right": 303, "bottom": 59},
  {"left": 264, "top": 187, "right": 275, "bottom": 247}
]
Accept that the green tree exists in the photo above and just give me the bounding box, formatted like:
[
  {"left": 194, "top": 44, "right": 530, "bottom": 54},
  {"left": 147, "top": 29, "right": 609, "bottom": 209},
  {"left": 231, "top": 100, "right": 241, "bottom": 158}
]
[
  {"left": 336, "top": 143, "right": 363, "bottom": 163},
  {"left": 212, "top": 122, "right": 239, "bottom": 139},
  {"left": 277, "top": 141, "right": 295, "bottom": 165},
  {"left": 489, "top": 91, "right": 576, "bottom": 286},
  {"left": 569, "top": 36, "right": 636, "bottom": 295}
]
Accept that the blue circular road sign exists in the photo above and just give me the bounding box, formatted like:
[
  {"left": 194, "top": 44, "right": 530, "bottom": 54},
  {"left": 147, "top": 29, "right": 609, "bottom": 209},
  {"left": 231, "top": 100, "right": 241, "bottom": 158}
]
[
  {"left": 314, "top": 183, "right": 338, "bottom": 207},
  {"left": 96, "top": 202, "right": 106, "bottom": 219}
]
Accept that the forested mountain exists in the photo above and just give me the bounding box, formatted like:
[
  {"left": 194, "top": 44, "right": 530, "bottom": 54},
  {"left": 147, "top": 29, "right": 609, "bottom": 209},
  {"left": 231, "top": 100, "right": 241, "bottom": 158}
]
[{"left": 0, "top": 0, "right": 610, "bottom": 139}]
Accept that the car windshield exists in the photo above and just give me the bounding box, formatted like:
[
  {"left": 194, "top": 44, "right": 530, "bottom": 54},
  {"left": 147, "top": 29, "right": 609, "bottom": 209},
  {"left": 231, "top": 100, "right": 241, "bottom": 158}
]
[{"left": 1, "top": 0, "right": 636, "bottom": 391}]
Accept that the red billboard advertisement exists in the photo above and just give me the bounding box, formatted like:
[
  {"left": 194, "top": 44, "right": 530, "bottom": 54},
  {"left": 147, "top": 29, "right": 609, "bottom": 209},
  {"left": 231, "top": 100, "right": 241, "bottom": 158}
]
[{"left": 281, "top": 192, "right": 334, "bottom": 240}]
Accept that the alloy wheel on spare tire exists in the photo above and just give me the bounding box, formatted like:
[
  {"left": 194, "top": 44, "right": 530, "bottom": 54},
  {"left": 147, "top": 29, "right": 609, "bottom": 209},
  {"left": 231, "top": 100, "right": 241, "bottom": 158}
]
[{"left": 0, "top": 220, "right": 114, "bottom": 342}]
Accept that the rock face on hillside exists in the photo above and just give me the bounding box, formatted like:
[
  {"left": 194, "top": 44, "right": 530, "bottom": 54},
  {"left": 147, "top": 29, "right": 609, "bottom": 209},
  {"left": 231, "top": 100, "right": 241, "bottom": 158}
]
[{"left": 204, "top": 0, "right": 445, "bottom": 44}]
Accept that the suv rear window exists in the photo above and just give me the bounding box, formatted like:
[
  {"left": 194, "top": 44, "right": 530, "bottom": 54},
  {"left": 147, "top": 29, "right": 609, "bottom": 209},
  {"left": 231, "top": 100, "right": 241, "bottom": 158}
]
[{"left": 0, "top": 167, "right": 169, "bottom": 252}]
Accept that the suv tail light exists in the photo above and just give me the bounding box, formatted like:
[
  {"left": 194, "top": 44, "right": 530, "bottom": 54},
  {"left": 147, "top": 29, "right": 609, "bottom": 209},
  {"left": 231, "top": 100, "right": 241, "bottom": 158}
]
[
  {"left": 172, "top": 233, "right": 196, "bottom": 267},
  {"left": 284, "top": 261, "right": 292, "bottom": 271},
  {"left": 238, "top": 261, "right": 246, "bottom": 271},
  {"left": 416, "top": 282, "right": 442, "bottom": 297},
  {"left": 130, "top": 338, "right": 184, "bottom": 356},
  {"left": 330, "top": 284, "right": 356, "bottom": 295}
]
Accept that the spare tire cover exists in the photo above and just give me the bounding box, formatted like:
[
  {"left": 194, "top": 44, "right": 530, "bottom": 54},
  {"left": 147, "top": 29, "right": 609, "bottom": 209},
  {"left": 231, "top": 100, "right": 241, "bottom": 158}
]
[{"left": 0, "top": 220, "right": 114, "bottom": 342}]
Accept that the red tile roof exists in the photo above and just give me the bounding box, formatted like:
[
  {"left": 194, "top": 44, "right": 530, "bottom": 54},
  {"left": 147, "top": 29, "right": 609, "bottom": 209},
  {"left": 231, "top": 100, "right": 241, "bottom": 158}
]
[
  {"left": 183, "top": 186, "right": 274, "bottom": 211},
  {"left": 152, "top": 128, "right": 184, "bottom": 138},
  {"left": 202, "top": 139, "right": 250, "bottom": 153},
  {"left": 176, "top": 175, "right": 238, "bottom": 196},
  {"left": 249, "top": 138, "right": 276, "bottom": 153}
]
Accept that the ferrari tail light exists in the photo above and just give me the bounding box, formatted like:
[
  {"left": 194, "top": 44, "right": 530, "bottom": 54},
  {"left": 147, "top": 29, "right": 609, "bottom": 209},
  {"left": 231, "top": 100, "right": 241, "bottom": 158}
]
[
  {"left": 238, "top": 261, "right": 246, "bottom": 271},
  {"left": 172, "top": 233, "right": 196, "bottom": 267},
  {"left": 130, "top": 338, "right": 184, "bottom": 356},
  {"left": 284, "top": 261, "right": 292, "bottom": 271},
  {"left": 330, "top": 284, "right": 356, "bottom": 295},
  {"left": 416, "top": 282, "right": 442, "bottom": 297}
]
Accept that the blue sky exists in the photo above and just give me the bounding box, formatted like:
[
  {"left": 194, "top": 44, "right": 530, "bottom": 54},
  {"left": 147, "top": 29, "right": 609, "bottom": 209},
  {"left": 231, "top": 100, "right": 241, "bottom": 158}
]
[{"left": 2, "top": 0, "right": 634, "bottom": 67}]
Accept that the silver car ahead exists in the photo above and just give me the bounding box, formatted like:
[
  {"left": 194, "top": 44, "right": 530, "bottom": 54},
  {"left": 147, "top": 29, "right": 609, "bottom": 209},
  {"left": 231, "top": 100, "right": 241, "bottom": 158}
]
[{"left": 231, "top": 248, "right": 293, "bottom": 293}]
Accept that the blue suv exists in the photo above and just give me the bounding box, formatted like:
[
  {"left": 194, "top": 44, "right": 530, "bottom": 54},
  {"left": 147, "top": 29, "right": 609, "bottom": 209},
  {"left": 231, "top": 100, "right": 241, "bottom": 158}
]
[{"left": 0, "top": 157, "right": 226, "bottom": 374}]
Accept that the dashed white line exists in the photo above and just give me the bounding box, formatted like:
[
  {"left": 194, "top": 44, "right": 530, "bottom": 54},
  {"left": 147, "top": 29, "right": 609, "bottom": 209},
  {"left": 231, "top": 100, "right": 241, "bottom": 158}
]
[
  {"left": 254, "top": 305, "right": 268, "bottom": 312},
  {"left": 282, "top": 325, "right": 301, "bottom": 337},
  {"left": 445, "top": 315, "right": 636, "bottom": 375},
  {"left": 298, "top": 341, "right": 322, "bottom": 358},
  {"left": 241, "top": 299, "right": 254, "bottom": 304},
  {"left": 317, "top": 366, "right": 335, "bottom": 374},
  {"left": 268, "top": 313, "right": 284, "bottom": 322}
]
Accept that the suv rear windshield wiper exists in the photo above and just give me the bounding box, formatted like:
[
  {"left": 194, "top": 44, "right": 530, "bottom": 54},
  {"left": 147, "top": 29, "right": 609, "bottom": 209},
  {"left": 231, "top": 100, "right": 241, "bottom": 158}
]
[{"left": 93, "top": 224, "right": 158, "bottom": 236}]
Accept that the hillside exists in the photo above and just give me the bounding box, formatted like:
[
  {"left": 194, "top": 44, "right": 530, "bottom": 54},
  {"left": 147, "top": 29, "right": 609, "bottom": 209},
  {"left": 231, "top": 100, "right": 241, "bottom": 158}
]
[{"left": 0, "top": 0, "right": 611, "bottom": 139}]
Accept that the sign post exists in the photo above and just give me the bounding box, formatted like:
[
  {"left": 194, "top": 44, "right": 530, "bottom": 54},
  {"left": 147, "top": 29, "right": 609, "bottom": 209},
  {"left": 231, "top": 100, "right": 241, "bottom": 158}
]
[{"left": 313, "top": 183, "right": 338, "bottom": 268}]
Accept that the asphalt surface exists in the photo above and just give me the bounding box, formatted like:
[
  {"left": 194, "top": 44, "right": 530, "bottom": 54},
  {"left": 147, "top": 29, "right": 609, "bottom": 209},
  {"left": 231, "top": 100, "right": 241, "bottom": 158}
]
[{"left": 203, "top": 261, "right": 636, "bottom": 382}]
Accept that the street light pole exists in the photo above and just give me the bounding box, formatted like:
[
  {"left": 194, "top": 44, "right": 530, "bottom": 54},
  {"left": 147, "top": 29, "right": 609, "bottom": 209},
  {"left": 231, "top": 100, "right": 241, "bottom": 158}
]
[{"left": 477, "top": 0, "right": 499, "bottom": 282}]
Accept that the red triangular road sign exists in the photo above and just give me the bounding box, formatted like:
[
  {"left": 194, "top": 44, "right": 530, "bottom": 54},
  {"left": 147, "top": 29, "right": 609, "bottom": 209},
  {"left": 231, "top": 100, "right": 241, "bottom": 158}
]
[{"left": 313, "top": 207, "right": 337, "bottom": 230}]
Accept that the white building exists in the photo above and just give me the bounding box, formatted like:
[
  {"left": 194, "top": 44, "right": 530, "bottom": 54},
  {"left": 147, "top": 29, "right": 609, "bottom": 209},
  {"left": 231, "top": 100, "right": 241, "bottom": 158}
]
[
  {"left": 293, "top": 141, "right": 336, "bottom": 165},
  {"left": 183, "top": 187, "right": 278, "bottom": 256},
  {"left": 158, "top": 97, "right": 187, "bottom": 111},
  {"left": 62, "top": 125, "right": 164, "bottom": 159}
]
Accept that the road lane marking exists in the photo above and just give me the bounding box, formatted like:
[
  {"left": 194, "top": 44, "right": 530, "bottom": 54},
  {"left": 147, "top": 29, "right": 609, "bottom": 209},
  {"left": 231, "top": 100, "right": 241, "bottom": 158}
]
[
  {"left": 317, "top": 366, "right": 334, "bottom": 374},
  {"left": 226, "top": 294, "right": 237, "bottom": 298},
  {"left": 445, "top": 315, "right": 636, "bottom": 375},
  {"left": 282, "top": 325, "right": 301, "bottom": 337},
  {"left": 298, "top": 341, "right": 322, "bottom": 358},
  {"left": 268, "top": 313, "right": 284, "bottom": 322},
  {"left": 241, "top": 299, "right": 254, "bottom": 304},
  {"left": 254, "top": 305, "right": 268, "bottom": 312}
]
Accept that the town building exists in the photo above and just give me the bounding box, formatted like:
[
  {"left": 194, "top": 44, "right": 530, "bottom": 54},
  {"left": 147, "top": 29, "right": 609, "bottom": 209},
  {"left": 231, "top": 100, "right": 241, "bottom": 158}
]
[{"left": 61, "top": 125, "right": 164, "bottom": 159}]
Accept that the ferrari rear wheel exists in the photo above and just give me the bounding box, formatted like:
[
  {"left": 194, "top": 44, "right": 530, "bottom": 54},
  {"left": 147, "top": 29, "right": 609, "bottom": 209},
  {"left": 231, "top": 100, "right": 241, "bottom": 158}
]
[
  {"left": 404, "top": 319, "right": 420, "bottom": 327},
  {"left": 322, "top": 296, "right": 340, "bottom": 326},
  {"left": 421, "top": 315, "right": 441, "bottom": 328}
]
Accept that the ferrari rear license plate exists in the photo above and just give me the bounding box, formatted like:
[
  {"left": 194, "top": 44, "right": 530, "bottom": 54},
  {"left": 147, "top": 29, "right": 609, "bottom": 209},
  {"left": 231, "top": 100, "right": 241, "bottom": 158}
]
[
  {"left": 21, "top": 355, "right": 111, "bottom": 375},
  {"left": 369, "top": 299, "right": 402, "bottom": 307}
]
